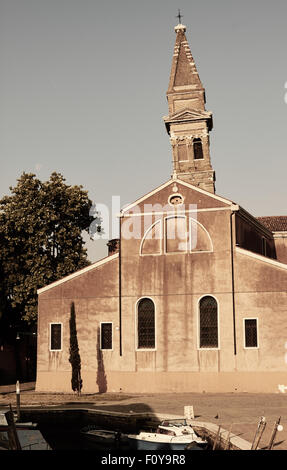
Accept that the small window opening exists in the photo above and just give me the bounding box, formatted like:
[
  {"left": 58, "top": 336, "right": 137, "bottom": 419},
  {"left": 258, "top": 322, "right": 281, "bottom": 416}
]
[{"left": 193, "top": 138, "right": 204, "bottom": 160}]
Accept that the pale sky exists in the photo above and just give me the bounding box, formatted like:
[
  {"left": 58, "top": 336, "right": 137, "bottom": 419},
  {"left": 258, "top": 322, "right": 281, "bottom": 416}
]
[{"left": 1, "top": 0, "right": 287, "bottom": 261}]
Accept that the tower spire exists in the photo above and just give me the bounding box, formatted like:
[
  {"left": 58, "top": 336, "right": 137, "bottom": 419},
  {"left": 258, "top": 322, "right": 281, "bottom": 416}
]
[{"left": 164, "top": 22, "right": 216, "bottom": 193}]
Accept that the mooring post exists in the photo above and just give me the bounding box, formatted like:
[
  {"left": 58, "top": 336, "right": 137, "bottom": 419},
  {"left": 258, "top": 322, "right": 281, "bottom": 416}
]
[
  {"left": 5, "top": 407, "right": 21, "bottom": 450},
  {"left": 254, "top": 417, "right": 266, "bottom": 450},
  {"left": 16, "top": 380, "right": 21, "bottom": 422},
  {"left": 251, "top": 416, "right": 266, "bottom": 450},
  {"left": 267, "top": 417, "right": 282, "bottom": 450}
]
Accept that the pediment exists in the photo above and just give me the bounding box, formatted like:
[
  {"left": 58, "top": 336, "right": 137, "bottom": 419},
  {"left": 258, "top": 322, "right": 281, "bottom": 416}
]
[
  {"left": 163, "top": 108, "right": 213, "bottom": 132},
  {"left": 121, "top": 177, "right": 233, "bottom": 215},
  {"left": 164, "top": 108, "right": 212, "bottom": 122}
]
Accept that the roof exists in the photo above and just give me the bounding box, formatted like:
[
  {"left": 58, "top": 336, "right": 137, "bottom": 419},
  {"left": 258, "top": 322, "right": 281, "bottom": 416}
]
[
  {"left": 37, "top": 253, "right": 119, "bottom": 294},
  {"left": 257, "top": 216, "right": 287, "bottom": 232},
  {"left": 167, "top": 23, "right": 204, "bottom": 94}
]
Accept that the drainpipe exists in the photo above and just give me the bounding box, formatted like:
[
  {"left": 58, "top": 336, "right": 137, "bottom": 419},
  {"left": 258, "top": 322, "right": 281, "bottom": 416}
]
[
  {"left": 119, "top": 213, "right": 122, "bottom": 356},
  {"left": 230, "top": 206, "right": 239, "bottom": 356}
]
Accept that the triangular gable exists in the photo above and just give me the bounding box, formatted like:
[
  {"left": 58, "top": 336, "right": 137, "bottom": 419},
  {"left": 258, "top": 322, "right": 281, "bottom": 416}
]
[
  {"left": 163, "top": 108, "right": 213, "bottom": 133},
  {"left": 121, "top": 177, "right": 234, "bottom": 215},
  {"left": 37, "top": 253, "right": 119, "bottom": 294},
  {"left": 164, "top": 108, "right": 212, "bottom": 121}
]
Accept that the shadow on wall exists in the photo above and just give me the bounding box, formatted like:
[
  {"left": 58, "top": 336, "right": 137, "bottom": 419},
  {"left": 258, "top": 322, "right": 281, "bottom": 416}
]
[{"left": 96, "top": 327, "right": 107, "bottom": 393}]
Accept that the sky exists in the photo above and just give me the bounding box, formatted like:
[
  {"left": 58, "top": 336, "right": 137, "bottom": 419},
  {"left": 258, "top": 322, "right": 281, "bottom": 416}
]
[{"left": 1, "top": 0, "right": 287, "bottom": 262}]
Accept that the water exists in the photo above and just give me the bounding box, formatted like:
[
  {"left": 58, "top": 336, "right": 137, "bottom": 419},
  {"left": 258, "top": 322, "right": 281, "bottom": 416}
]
[{"left": 38, "top": 424, "right": 208, "bottom": 451}]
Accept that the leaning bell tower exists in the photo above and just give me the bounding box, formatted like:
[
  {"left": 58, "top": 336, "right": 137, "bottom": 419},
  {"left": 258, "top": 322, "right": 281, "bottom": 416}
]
[{"left": 164, "top": 22, "right": 216, "bottom": 193}]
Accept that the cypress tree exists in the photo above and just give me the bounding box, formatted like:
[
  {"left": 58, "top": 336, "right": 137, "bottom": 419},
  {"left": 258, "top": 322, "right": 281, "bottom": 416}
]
[{"left": 69, "top": 302, "right": 82, "bottom": 395}]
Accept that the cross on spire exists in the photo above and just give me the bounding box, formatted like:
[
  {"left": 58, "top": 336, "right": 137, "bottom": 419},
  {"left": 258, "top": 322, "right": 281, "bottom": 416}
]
[{"left": 176, "top": 9, "right": 183, "bottom": 24}]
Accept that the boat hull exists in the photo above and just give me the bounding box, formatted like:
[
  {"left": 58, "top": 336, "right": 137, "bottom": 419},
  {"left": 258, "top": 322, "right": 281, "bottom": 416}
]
[{"left": 128, "top": 437, "right": 205, "bottom": 451}]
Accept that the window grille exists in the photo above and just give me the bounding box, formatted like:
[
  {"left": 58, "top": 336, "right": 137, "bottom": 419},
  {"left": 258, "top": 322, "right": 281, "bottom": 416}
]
[
  {"left": 50, "top": 323, "right": 62, "bottom": 350},
  {"left": 244, "top": 319, "right": 258, "bottom": 348},
  {"left": 199, "top": 296, "right": 218, "bottom": 348},
  {"left": 193, "top": 138, "right": 204, "bottom": 160},
  {"left": 137, "top": 298, "right": 155, "bottom": 349},
  {"left": 101, "top": 323, "right": 112, "bottom": 350}
]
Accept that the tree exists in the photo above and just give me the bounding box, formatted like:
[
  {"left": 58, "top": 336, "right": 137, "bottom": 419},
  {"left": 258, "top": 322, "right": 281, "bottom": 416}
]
[
  {"left": 69, "top": 302, "right": 82, "bottom": 394},
  {"left": 0, "top": 172, "right": 93, "bottom": 328}
]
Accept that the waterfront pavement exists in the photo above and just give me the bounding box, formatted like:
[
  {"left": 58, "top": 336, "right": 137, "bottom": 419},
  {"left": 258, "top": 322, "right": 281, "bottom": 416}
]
[{"left": 0, "top": 382, "right": 286, "bottom": 450}]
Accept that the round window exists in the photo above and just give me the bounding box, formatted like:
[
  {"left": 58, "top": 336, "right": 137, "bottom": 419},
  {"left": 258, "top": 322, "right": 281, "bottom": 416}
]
[{"left": 168, "top": 194, "right": 184, "bottom": 206}]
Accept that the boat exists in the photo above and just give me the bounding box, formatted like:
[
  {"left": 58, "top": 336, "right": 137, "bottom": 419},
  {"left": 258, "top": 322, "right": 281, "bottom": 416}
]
[
  {"left": 80, "top": 426, "right": 130, "bottom": 449},
  {"left": 127, "top": 419, "right": 208, "bottom": 451}
]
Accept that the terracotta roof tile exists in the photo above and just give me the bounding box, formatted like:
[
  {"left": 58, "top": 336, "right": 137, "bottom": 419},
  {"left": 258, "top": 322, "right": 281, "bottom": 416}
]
[{"left": 257, "top": 216, "right": 287, "bottom": 232}]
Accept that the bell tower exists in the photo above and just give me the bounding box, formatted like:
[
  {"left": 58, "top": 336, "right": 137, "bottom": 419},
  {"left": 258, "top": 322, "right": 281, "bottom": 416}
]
[{"left": 164, "top": 22, "right": 216, "bottom": 193}]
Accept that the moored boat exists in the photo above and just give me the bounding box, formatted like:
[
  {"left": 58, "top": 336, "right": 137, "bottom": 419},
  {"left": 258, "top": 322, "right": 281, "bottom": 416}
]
[
  {"left": 80, "top": 426, "right": 129, "bottom": 449},
  {"left": 127, "top": 419, "right": 208, "bottom": 451}
]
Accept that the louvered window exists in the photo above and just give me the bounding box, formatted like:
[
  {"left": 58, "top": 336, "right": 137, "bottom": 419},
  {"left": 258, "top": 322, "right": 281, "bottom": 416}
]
[
  {"left": 244, "top": 319, "right": 258, "bottom": 348},
  {"left": 199, "top": 296, "right": 218, "bottom": 348},
  {"left": 137, "top": 298, "right": 155, "bottom": 349},
  {"left": 101, "top": 323, "right": 113, "bottom": 350},
  {"left": 50, "top": 323, "right": 62, "bottom": 351}
]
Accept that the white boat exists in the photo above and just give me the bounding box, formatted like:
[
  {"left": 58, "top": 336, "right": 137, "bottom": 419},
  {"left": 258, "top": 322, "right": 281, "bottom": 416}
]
[{"left": 127, "top": 419, "right": 208, "bottom": 451}]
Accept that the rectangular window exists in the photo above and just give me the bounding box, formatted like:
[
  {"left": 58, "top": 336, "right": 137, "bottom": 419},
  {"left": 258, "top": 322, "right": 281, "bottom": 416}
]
[
  {"left": 50, "top": 323, "right": 62, "bottom": 351},
  {"left": 244, "top": 319, "right": 258, "bottom": 348},
  {"left": 101, "top": 323, "right": 113, "bottom": 350},
  {"left": 193, "top": 139, "right": 204, "bottom": 160}
]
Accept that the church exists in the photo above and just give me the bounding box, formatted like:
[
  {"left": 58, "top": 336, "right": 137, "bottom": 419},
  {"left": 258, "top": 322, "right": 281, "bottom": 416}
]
[{"left": 36, "top": 22, "right": 287, "bottom": 394}]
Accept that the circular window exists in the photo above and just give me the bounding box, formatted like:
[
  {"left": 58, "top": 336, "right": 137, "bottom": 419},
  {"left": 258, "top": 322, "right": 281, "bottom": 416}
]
[{"left": 168, "top": 194, "right": 184, "bottom": 206}]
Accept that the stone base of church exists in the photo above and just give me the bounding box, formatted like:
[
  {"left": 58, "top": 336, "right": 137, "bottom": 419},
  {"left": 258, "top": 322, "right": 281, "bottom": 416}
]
[{"left": 36, "top": 370, "right": 287, "bottom": 394}]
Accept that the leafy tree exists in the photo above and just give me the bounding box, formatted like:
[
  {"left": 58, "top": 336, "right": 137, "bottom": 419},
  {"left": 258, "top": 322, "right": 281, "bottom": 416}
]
[
  {"left": 69, "top": 302, "right": 82, "bottom": 394},
  {"left": 0, "top": 172, "right": 93, "bottom": 328}
]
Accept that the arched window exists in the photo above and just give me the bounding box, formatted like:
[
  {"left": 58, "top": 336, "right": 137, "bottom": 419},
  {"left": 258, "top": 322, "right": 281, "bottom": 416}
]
[
  {"left": 141, "top": 220, "right": 161, "bottom": 255},
  {"left": 137, "top": 298, "right": 155, "bottom": 349},
  {"left": 189, "top": 218, "right": 213, "bottom": 252},
  {"left": 199, "top": 296, "right": 218, "bottom": 348},
  {"left": 193, "top": 138, "right": 204, "bottom": 160}
]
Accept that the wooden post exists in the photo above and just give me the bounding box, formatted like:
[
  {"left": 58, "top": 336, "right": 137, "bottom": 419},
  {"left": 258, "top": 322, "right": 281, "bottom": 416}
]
[
  {"left": 251, "top": 416, "right": 266, "bottom": 450},
  {"left": 4, "top": 408, "right": 22, "bottom": 450},
  {"left": 267, "top": 417, "right": 281, "bottom": 450},
  {"left": 212, "top": 425, "right": 221, "bottom": 450},
  {"left": 16, "top": 380, "right": 21, "bottom": 421},
  {"left": 254, "top": 419, "right": 266, "bottom": 450}
]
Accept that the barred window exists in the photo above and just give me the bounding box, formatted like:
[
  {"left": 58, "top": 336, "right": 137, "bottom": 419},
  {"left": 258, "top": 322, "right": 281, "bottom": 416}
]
[
  {"left": 137, "top": 298, "right": 155, "bottom": 349},
  {"left": 50, "top": 323, "right": 62, "bottom": 351},
  {"left": 244, "top": 319, "right": 258, "bottom": 348},
  {"left": 193, "top": 138, "right": 204, "bottom": 160},
  {"left": 101, "top": 323, "right": 113, "bottom": 350},
  {"left": 199, "top": 296, "right": 218, "bottom": 348}
]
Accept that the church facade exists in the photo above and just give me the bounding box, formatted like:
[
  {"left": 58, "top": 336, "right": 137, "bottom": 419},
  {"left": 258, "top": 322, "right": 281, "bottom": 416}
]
[{"left": 36, "top": 23, "right": 287, "bottom": 394}]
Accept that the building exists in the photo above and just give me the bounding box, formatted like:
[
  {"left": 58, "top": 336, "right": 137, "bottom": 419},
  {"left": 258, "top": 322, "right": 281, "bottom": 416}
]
[{"left": 36, "top": 23, "right": 287, "bottom": 394}]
